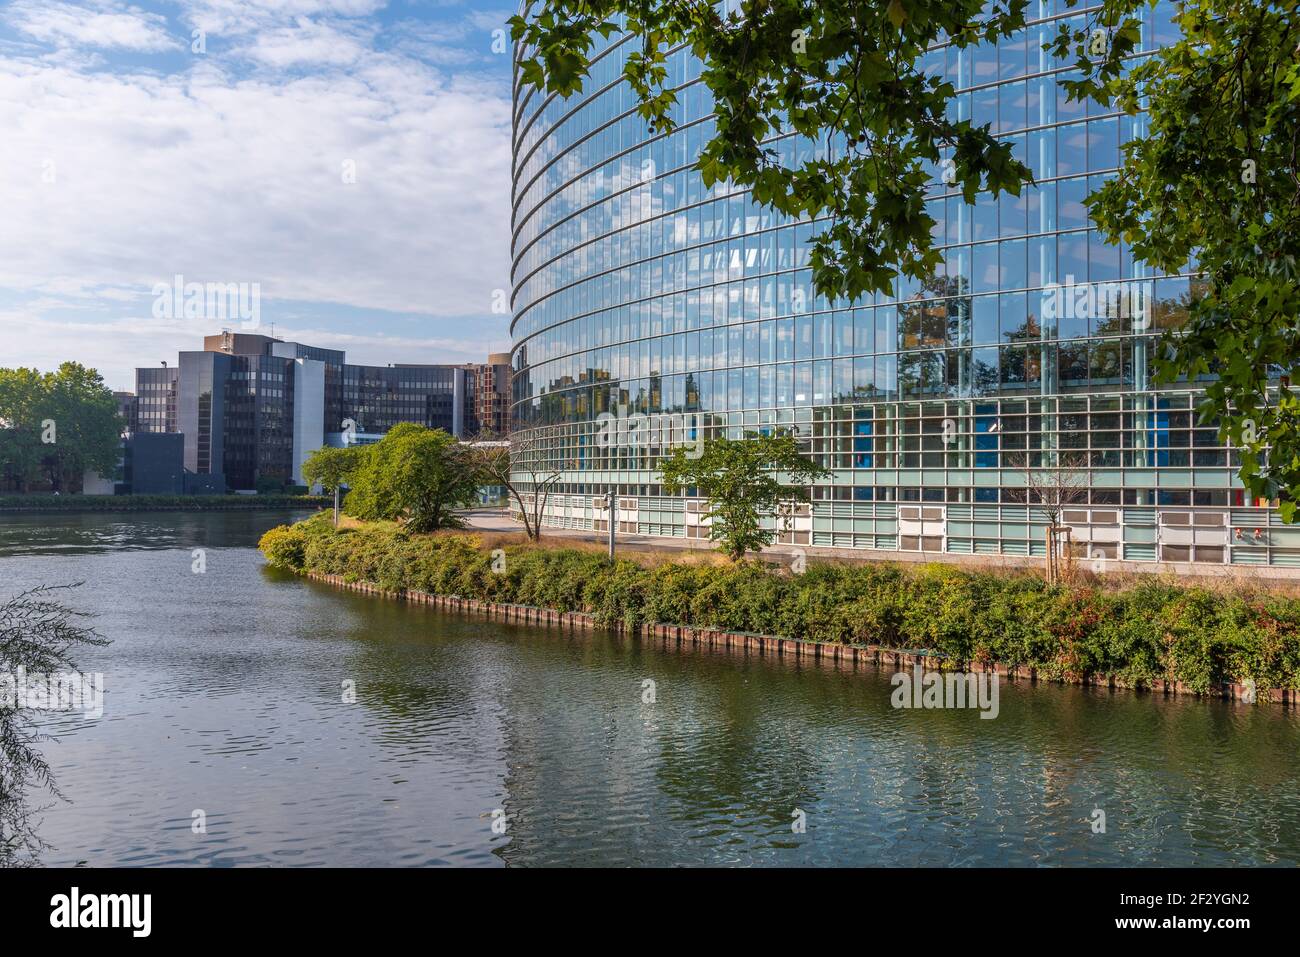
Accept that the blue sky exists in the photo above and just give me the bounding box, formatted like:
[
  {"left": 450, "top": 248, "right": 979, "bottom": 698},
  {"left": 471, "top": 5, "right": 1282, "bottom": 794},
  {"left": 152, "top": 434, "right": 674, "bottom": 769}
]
[{"left": 0, "top": 0, "right": 516, "bottom": 390}]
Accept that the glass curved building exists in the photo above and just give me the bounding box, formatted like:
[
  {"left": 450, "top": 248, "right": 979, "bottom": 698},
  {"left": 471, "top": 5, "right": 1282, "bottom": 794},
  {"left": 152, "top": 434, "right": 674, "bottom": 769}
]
[{"left": 509, "top": 2, "right": 1293, "bottom": 569}]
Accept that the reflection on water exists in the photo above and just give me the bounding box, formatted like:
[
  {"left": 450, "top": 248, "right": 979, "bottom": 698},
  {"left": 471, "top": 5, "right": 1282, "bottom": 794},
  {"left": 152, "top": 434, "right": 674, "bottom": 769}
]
[
  {"left": 1, "top": 510, "right": 1298, "bottom": 866},
  {"left": 0, "top": 508, "right": 331, "bottom": 557}
]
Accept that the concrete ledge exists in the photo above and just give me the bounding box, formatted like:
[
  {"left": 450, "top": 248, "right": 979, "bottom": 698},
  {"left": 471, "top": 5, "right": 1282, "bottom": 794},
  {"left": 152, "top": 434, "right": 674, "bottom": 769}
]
[{"left": 305, "top": 571, "right": 1296, "bottom": 707}]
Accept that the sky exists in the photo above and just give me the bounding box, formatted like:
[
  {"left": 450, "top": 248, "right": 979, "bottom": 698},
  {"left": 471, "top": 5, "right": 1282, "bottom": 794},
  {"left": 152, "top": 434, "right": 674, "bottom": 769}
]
[{"left": 0, "top": 0, "right": 516, "bottom": 391}]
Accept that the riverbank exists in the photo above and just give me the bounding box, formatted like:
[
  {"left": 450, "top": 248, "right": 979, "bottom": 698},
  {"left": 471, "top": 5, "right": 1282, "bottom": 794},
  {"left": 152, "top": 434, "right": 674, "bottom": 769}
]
[
  {"left": 306, "top": 570, "right": 1297, "bottom": 705},
  {"left": 18, "top": 508, "right": 1300, "bottom": 866},
  {"left": 0, "top": 493, "right": 331, "bottom": 512},
  {"left": 260, "top": 515, "right": 1300, "bottom": 705}
]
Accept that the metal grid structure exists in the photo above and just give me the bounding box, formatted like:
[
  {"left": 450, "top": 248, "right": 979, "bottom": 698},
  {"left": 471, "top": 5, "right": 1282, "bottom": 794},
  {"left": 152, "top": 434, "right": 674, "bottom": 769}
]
[{"left": 508, "top": 2, "right": 1285, "bottom": 567}]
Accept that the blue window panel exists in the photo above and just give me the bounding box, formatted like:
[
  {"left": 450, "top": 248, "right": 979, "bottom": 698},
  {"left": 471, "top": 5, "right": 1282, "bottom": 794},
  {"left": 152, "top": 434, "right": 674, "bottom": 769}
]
[
  {"left": 1001, "top": 240, "right": 1027, "bottom": 291},
  {"left": 1090, "top": 231, "right": 1121, "bottom": 283},
  {"left": 1088, "top": 116, "right": 1119, "bottom": 171},
  {"left": 1000, "top": 192, "right": 1028, "bottom": 239},
  {"left": 1058, "top": 176, "right": 1090, "bottom": 231},
  {"left": 973, "top": 243, "right": 1000, "bottom": 293},
  {"left": 998, "top": 79, "right": 1027, "bottom": 133},
  {"left": 973, "top": 295, "right": 999, "bottom": 344},
  {"left": 973, "top": 192, "right": 999, "bottom": 241},
  {"left": 1058, "top": 232, "right": 1090, "bottom": 286}
]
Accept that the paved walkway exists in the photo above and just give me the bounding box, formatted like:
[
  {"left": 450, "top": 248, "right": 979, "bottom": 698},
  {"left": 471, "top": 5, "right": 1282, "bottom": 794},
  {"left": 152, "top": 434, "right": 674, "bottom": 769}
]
[
  {"left": 461, "top": 508, "right": 741, "bottom": 558},
  {"left": 459, "top": 508, "right": 993, "bottom": 568},
  {"left": 456, "top": 508, "right": 1284, "bottom": 579}
]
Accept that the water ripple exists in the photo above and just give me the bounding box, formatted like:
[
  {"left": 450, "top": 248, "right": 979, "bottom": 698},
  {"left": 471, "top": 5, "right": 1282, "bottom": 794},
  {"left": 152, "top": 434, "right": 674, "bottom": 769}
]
[{"left": 0, "top": 511, "right": 1298, "bottom": 866}]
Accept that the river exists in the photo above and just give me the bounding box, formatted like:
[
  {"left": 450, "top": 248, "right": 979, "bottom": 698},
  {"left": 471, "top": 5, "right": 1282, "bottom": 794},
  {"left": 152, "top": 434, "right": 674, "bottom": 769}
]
[{"left": 1, "top": 510, "right": 1298, "bottom": 866}]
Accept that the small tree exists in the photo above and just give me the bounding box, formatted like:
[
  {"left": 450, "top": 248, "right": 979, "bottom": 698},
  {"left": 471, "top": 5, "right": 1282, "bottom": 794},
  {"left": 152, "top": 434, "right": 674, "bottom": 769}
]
[
  {"left": 344, "top": 424, "right": 478, "bottom": 533},
  {"left": 0, "top": 585, "right": 108, "bottom": 866},
  {"left": 302, "top": 445, "right": 364, "bottom": 526},
  {"left": 1009, "top": 451, "right": 1090, "bottom": 584},
  {"left": 465, "top": 428, "right": 567, "bottom": 542},
  {"left": 659, "top": 430, "right": 828, "bottom": 561},
  {"left": 302, "top": 444, "right": 365, "bottom": 492}
]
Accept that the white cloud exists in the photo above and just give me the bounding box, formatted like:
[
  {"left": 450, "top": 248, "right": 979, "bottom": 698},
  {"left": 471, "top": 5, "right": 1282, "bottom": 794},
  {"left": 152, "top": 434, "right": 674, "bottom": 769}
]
[
  {"left": 182, "top": 0, "right": 390, "bottom": 37},
  {"left": 0, "top": 305, "right": 509, "bottom": 390},
  {"left": 0, "top": 1, "right": 516, "bottom": 382},
  {"left": 236, "top": 16, "right": 376, "bottom": 67},
  {"left": 9, "top": 0, "right": 179, "bottom": 52},
  {"left": 0, "top": 47, "right": 512, "bottom": 325}
]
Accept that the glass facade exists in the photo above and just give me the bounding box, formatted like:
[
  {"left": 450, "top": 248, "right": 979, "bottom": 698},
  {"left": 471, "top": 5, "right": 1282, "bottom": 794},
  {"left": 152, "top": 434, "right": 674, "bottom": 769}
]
[
  {"left": 221, "top": 354, "right": 296, "bottom": 490},
  {"left": 140, "top": 334, "right": 509, "bottom": 490},
  {"left": 509, "top": 2, "right": 1294, "bottom": 567},
  {"left": 342, "top": 364, "right": 469, "bottom": 437},
  {"left": 175, "top": 350, "right": 297, "bottom": 489},
  {"left": 134, "top": 365, "right": 178, "bottom": 434}
]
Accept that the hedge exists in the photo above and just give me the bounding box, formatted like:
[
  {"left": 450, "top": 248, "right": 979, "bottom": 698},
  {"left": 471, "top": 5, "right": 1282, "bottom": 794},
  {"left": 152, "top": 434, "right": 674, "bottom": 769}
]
[{"left": 260, "top": 515, "right": 1300, "bottom": 697}]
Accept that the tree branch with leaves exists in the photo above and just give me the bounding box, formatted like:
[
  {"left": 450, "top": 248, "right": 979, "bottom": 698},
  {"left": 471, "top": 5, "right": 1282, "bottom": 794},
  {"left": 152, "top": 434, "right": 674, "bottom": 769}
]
[
  {"left": 510, "top": 0, "right": 1032, "bottom": 303},
  {"left": 1060, "top": 0, "right": 1300, "bottom": 517},
  {"left": 659, "top": 430, "right": 828, "bottom": 560},
  {"left": 0, "top": 585, "right": 108, "bottom": 867},
  {"left": 466, "top": 428, "right": 569, "bottom": 542}
]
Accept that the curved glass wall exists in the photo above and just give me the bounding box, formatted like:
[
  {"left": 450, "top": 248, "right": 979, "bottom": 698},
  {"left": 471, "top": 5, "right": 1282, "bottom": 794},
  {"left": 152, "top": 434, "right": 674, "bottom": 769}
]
[{"left": 510, "top": 2, "right": 1293, "bottom": 567}]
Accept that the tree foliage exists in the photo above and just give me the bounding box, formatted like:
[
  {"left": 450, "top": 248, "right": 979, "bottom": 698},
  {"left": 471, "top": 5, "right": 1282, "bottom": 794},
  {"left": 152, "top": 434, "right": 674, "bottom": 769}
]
[
  {"left": 0, "top": 585, "right": 108, "bottom": 866},
  {"left": 511, "top": 0, "right": 1033, "bottom": 303},
  {"left": 659, "top": 431, "right": 828, "bottom": 559},
  {"left": 301, "top": 445, "right": 364, "bottom": 493},
  {"left": 343, "top": 424, "right": 479, "bottom": 532},
  {"left": 1065, "top": 1, "right": 1300, "bottom": 518},
  {"left": 0, "top": 363, "right": 122, "bottom": 493}
]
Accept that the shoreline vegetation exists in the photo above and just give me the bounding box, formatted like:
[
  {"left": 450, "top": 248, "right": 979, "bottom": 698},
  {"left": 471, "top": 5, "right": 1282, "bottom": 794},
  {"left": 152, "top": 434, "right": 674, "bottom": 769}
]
[
  {"left": 0, "top": 494, "right": 331, "bottom": 512},
  {"left": 260, "top": 514, "right": 1300, "bottom": 705}
]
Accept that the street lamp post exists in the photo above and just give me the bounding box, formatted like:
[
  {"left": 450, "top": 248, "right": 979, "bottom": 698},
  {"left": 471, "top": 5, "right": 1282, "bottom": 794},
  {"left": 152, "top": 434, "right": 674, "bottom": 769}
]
[{"left": 607, "top": 488, "right": 616, "bottom": 561}]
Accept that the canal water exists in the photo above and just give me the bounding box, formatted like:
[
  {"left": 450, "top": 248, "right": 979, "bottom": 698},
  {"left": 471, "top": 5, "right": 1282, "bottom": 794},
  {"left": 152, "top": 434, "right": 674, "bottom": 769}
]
[{"left": 1, "top": 510, "right": 1298, "bottom": 867}]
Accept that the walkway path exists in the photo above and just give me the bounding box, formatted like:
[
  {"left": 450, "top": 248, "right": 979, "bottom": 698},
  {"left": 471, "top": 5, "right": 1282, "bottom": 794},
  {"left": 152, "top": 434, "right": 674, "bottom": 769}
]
[
  {"left": 458, "top": 508, "right": 1008, "bottom": 569},
  {"left": 457, "top": 508, "right": 1268, "bottom": 580}
]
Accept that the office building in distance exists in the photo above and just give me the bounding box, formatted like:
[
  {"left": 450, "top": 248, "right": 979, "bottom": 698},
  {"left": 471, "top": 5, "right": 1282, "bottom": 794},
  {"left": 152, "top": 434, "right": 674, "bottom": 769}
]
[{"left": 132, "top": 332, "right": 509, "bottom": 491}]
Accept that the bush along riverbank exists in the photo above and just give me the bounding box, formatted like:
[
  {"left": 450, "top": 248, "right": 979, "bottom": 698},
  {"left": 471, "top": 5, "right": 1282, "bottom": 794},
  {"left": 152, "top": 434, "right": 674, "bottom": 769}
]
[
  {"left": 260, "top": 515, "right": 1300, "bottom": 704},
  {"left": 0, "top": 493, "right": 332, "bottom": 512}
]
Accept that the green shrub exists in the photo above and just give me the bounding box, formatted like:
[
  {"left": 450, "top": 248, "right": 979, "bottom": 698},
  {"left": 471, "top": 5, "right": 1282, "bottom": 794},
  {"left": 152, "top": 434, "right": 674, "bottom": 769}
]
[
  {"left": 258, "top": 524, "right": 310, "bottom": 571},
  {"left": 258, "top": 518, "right": 1300, "bottom": 698}
]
